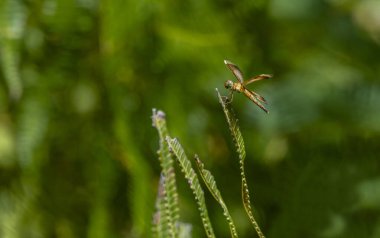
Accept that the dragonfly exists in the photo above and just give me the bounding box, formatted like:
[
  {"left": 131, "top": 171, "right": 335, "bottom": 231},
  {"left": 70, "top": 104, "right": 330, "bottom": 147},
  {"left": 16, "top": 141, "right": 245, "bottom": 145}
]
[{"left": 224, "top": 60, "right": 272, "bottom": 113}]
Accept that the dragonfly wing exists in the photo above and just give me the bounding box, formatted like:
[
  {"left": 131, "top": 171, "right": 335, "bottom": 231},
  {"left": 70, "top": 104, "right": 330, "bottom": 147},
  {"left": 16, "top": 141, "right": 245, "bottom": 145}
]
[
  {"left": 244, "top": 74, "right": 272, "bottom": 86},
  {"left": 251, "top": 90, "right": 267, "bottom": 104},
  {"left": 244, "top": 89, "right": 269, "bottom": 113},
  {"left": 224, "top": 60, "right": 244, "bottom": 83}
]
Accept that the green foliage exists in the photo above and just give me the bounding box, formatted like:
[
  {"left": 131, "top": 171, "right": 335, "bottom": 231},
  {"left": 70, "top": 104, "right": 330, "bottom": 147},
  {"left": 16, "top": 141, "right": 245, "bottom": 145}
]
[
  {"left": 152, "top": 102, "right": 267, "bottom": 237},
  {"left": 1, "top": 0, "right": 380, "bottom": 237},
  {"left": 152, "top": 173, "right": 170, "bottom": 238},
  {"left": 152, "top": 109, "right": 179, "bottom": 237},
  {"left": 217, "top": 89, "right": 265, "bottom": 238},
  {"left": 194, "top": 154, "right": 238, "bottom": 238},
  {"left": 0, "top": 0, "right": 25, "bottom": 100},
  {"left": 151, "top": 99, "right": 268, "bottom": 237},
  {"left": 166, "top": 137, "right": 215, "bottom": 238}
]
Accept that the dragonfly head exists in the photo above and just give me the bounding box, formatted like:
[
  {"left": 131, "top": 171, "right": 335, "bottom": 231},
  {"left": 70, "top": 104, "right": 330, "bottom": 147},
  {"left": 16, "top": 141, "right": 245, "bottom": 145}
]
[{"left": 224, "top": 80, "right": 234, "bottom": 89}]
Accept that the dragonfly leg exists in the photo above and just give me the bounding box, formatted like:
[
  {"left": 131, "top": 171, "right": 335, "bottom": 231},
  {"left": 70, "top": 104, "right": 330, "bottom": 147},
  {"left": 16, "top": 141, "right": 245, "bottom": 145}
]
[
  {"left": 224, "top": 90, "right": 234, "bottom": 104},
  {"left": 221, "top": 96, "right": 229, "bottom": 103}
]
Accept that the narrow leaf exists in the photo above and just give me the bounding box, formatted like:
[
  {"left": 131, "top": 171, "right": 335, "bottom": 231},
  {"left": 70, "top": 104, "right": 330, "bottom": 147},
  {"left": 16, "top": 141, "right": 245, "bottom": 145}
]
[
  {"left": 166, "top": 137, "right": 215, "bottom": 238},
  {"left": 152, "top": 109, "right": 180, "bottom": 237},
  {"left": 194, "top": 154, "right": 238, "bottom": 238},
  {"left": 152, "top": 173, "right": 168, "bottom": 238}
]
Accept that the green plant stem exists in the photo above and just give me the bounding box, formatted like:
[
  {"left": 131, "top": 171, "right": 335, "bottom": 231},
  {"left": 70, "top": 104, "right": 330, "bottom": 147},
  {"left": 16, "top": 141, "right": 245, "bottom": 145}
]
[{"left": 216, "top": 88, "right": 265, "bottom": 238}]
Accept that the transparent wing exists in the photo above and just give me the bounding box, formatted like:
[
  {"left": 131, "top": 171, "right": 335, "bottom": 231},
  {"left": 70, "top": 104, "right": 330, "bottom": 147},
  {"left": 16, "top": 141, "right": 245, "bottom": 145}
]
[
  {"left": 224, "top": 60, "right": 244, "bottom": 83},
  {"left": 250, "top": 90, "right": 267, "bottom": 104},
  {"left": 244, "top": 88, "right": 269, "bottom": 113},
  {"left": 244, "top": 74, "right": 272, "bottom": 86}
]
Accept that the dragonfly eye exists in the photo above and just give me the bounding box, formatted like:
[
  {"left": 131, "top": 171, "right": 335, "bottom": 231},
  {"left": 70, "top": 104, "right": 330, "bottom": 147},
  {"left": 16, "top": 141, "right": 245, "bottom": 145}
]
[{"left": 224, "top": 80, "right": 233, "bottom": 89}]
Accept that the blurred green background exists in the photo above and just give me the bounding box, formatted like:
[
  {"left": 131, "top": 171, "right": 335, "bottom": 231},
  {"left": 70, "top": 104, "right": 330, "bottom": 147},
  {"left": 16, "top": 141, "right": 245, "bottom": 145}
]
[{"left": 1, "top": 0, "right": 380, "bottom": 237}]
